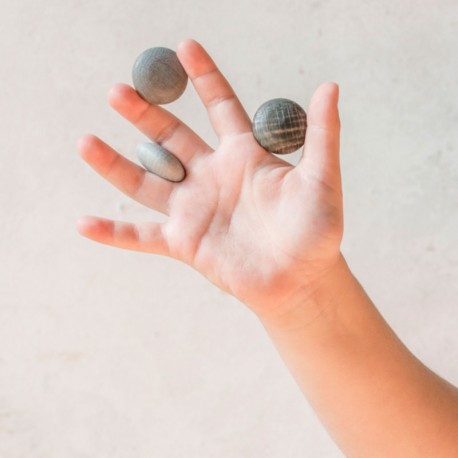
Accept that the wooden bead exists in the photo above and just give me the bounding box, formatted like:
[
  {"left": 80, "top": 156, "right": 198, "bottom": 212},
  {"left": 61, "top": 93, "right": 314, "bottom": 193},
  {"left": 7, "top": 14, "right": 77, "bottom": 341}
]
[
  {"left": 252, "top": 98, "right": 307, "bottom": 154},
  {"left": 132, "top": 47, "right": 188, "bottom": 105},
  {"left": 136, "top": 142, "right": 186, "bottom": 183}
]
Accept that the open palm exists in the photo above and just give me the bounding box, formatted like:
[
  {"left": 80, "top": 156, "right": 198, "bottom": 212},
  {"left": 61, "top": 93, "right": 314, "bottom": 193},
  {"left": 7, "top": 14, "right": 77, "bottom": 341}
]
[{"left": 78, "top": 39, "right": 343, "bottom": 318}]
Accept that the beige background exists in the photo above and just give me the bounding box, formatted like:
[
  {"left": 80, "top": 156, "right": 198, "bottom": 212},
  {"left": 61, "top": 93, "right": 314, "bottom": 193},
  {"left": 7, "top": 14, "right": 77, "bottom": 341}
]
[{"left": 1, "top": 0, "right": 457, "bottom": 456}]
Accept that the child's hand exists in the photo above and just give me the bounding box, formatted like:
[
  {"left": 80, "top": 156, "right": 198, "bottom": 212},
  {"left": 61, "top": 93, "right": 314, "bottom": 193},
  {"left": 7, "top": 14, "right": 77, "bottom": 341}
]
[
  {"left": 78, "top": 40, "right": 458, "bottom": 456},
  {"left": 77, "top": 39, "right": 343, "bottom": 319}
]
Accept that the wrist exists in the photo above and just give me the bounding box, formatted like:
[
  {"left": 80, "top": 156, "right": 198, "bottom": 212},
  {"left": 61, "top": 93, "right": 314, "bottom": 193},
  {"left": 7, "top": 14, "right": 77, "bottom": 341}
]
[
  {"left": 256, "top": 253, "right": 357, "bottom": 334},
  {"left": 255, "top": 254, "right": 458, "bottom": 458}
]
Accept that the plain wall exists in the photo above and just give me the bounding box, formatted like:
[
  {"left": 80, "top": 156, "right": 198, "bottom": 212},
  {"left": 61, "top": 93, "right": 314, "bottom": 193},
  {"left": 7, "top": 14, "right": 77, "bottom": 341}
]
[{"left": 1, "top": 0, "right": 457, "bottom": 456}]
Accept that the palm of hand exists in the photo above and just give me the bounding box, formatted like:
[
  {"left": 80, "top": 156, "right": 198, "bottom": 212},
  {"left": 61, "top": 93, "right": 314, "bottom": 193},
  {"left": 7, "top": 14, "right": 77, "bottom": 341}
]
[{"left": 78, "top": 40, "right": 343, "bottom": 316}]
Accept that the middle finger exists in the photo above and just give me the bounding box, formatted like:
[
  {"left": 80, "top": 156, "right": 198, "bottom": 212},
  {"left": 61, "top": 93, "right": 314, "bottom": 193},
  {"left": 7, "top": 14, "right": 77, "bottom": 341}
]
[{"left": 108, "top": 83, "right": 213, "bottom": 164}]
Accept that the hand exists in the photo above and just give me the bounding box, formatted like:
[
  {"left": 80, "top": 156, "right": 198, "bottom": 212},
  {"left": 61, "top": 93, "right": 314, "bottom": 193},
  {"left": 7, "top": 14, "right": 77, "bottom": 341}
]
[{"left": 77, "top": 39, "right": 343, "bottom": 319}]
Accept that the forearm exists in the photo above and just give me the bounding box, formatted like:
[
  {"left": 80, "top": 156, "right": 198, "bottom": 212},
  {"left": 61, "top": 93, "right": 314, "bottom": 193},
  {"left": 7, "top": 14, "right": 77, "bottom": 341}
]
[{"left": 259, "top": 255, "right": 458, "bottom": 457}]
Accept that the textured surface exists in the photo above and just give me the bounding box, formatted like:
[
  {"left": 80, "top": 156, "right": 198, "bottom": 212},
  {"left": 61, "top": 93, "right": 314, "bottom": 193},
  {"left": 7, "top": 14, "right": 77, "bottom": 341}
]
[
  {"left": 252, "top": 98, "right": 307, "bottom": 154},
  {"left": 1, "top": 1, "right": 458, "bottom": 457},
  {"left": 132, "top": 47, "right": 188, "bottom": 104},
  {"left": 136, "top": 142, "right": 186, "bottom": 182}
]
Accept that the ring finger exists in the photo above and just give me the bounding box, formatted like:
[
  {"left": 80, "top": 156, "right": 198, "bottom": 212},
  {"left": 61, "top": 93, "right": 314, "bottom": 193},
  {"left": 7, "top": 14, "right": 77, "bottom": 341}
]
[{"left": 78, "top": 134, "right": 174, "bottom": 214}]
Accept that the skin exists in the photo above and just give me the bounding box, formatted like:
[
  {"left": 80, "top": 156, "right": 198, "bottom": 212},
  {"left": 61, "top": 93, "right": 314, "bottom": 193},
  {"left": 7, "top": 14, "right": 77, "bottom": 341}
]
[{"left": 77, "top": 39, "right": 458, "bottom": 457}]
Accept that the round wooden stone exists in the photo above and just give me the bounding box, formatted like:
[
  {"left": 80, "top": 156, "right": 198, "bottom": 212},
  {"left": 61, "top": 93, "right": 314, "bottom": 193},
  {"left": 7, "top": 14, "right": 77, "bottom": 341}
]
[
  {"left": 252, "top": 98, "right": 307, "bottom": 154},
  {"left": 132, "top": 47, "right": 188, "bottom": 105}
]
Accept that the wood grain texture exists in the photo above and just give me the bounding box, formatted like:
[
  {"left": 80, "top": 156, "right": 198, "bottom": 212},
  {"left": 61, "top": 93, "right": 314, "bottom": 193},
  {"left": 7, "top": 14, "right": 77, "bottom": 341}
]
[{"left": 252, "top": 98, "right": 307, "bottom": 154}]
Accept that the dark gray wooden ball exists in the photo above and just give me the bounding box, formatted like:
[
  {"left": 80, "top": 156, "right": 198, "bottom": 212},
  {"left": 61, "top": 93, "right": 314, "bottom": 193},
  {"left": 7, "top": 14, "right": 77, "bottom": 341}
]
[
  {"left": 252, "top": 98, "right": 307, "bottom": 154},
  {"left": 132, "top": 47, "right": 188, "bottom": 105}
]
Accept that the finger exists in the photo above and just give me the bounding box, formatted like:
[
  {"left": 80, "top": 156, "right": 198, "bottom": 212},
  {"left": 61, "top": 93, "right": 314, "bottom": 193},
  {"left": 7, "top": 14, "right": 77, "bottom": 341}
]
[
  {"left": 176, "top": 39, "right": 252, "bottom": 139},
  {"left": 108, "top": 83, "right": 211, "bottom": 164},
  {"left": 297, "top": 82, "right": 342, "bottom": 192},
  {"left": 78, "top": 134, "right": 173, "bottom": 214},
  {"left": 77, "top": 216, "right": 169, "bottom": 256}
]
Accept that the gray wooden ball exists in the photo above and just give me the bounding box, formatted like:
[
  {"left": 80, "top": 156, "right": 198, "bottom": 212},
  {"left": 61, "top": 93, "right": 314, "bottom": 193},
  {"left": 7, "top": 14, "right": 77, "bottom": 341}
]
[
  {"left": 252, "top": 98, "right": 307, "bottom": 154},
  {"left": 132, "top": 47, "right": 188, "bottom": 105}
]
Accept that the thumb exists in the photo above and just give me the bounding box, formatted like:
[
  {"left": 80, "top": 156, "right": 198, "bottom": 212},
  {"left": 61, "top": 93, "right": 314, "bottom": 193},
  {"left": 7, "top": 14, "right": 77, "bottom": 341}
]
[{"left": 297, "top": 82, "right": 341, "bottom": 192}]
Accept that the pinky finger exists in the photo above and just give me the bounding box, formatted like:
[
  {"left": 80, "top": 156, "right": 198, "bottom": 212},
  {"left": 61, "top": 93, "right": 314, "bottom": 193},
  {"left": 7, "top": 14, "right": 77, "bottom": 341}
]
[{"left": 77, "top": 216, "right": 169, "bottom": 256}]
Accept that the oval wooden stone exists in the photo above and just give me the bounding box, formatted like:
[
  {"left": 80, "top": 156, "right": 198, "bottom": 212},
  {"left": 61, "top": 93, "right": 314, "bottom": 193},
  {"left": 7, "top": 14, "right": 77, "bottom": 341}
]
[
  {"left": 252, "top": 98, "right": 307, "bottom": 154},
  {"left": 132, "top": 47, "right": 188, "bottom": 105},
  {"left": 136, "top": 142, "right": 186, "bottom": 183}
]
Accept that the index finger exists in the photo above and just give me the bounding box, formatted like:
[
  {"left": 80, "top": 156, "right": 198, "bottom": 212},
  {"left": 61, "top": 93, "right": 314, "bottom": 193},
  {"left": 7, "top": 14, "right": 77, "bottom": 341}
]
[{"left": 176, "top": 39, "right": 252, "bottom": 139}]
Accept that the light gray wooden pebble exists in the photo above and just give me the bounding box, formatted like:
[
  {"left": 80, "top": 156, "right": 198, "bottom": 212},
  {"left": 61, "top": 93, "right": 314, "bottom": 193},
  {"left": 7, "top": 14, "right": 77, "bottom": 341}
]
[
  {"left": 132, "top": 47, "right": 188, "bottom": 105},
  {"left": 136, "top": 142, "right": 186, "bottom": 183},
  {"left": 252, "top": 98, "right": 307, "bottom": 154}
]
